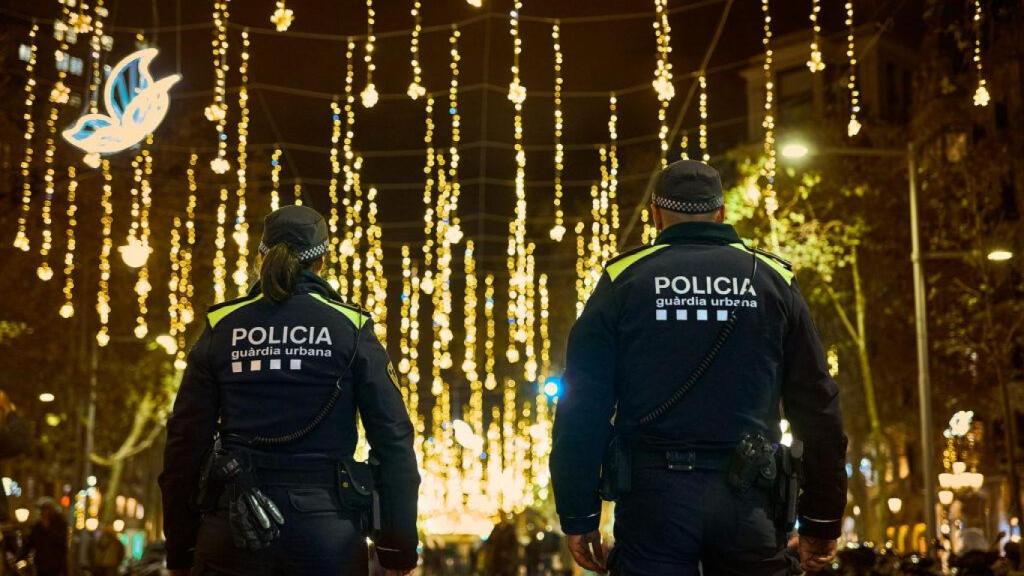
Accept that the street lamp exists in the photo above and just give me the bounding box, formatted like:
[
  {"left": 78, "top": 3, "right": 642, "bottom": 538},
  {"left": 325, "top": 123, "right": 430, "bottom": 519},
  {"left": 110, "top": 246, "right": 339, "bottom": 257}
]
[{"left": 780, "top": 141, "right": 810, "bottom": 160}]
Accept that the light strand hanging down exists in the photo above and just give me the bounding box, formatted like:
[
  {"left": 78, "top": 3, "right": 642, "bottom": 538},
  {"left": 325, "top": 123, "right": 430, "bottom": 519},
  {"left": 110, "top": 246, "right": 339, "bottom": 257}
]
[
  {"left": 407, "top": 0, "right": 426, "bottom": 99},
  {"left": 652, "top": 0, "right": 674, "bottom": 168},
  {"left": 361, "top": 0, "right": 379, "bottom": 108},
  {"left": 971, "top": 0, "right": 990, "bottom": 107},
  {"left": 37, "top": 0, "right": 76, "bottom": 282},
  {"left": 81, "top": 0, "right": 109, "bottom": 168},
  {"left": 326, "top": 98, "right": 343, "bottom": 284},
  {"left": 338, "top": 39, "right": 359, "bottom": 296},
  {"left": 212, "top": 180, "right": 229, "bottom": 302},
  {"left": 58, "top": 166, "right": 79, "bottom": 318},
  {"left": 845, "top": 1, "right": 862, "bottom": 136},
  {"left": 293, "top": 180, "right": 303, "bottom": 205},
  {"left": 807, "top": 0, "right": 825, "bottom": 73},
  {"left": 133, "top": 139, "right": 155, "bottom": 339},
  {"left": 232, "top": 29, "right": 251, "bottom": 295},
  {"left": 270, "top": 147, "right": 282, "bottom": 210},
  {"left": 13, "top": 23, "right": 39, "bottom": 252},
  {"left": 95, "top": 159, "right": 114, "bottom": 346},
  {"left": 549, "top": 21, "right": 566, "bottom": 242},
  {"left": 761, "top": 0, "right": 779, "bottom": 250},
  {"left": 270, "top": 0, "right": 294, "bottom": 32},
  {"left": 446, "top": 25, "right": 464, "bottom": 247},
  {"left": 419, "top": 96, "right": 437, "bottom": 296},
  {"left": 174, "top": 153, "right": 200, "bottom": 369},
  {"left": 698, "top": 74, "right": 710, "bottom": 162},
  {"left": 679, "top": 131, "right": 689, "bottom": 160},
  {"left": 207, "top": 0, "right": 232, "bottom": 174},
  {"left": 506, "top": 0, "right": 530, "bottom": 366}
]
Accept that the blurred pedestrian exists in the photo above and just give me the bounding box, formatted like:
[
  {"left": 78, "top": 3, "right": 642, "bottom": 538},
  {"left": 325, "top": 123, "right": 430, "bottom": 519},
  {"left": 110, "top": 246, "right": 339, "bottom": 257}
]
[
  {"left": 551, "top": 160, "right": 848, "bottom": 575},
  {"left": 90, "top": 522, "right": 125, "bottom": 576},
  {"left": 18, "top": 498, "right": 68, "bottom": 576}
]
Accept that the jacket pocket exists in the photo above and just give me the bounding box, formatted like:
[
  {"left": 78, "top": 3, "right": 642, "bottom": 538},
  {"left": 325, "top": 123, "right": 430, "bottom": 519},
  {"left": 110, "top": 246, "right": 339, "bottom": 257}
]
[{"left": 287, "top": 488, "right": 339, "bottom": 513}]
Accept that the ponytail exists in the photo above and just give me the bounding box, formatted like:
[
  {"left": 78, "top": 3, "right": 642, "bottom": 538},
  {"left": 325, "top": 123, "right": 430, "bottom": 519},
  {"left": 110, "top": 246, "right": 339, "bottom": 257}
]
[{"left": 260, "top": 243, "right": 302, "bottom": 303}]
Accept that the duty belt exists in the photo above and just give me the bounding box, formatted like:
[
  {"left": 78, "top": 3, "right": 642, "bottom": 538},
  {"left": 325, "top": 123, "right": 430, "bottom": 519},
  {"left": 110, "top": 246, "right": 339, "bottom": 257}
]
[
  {"left": 632, "top": 447, "right": 732, "bottom": 472},
  {"left": 246, "top": 451, "right": 340, "bottom": 486}
]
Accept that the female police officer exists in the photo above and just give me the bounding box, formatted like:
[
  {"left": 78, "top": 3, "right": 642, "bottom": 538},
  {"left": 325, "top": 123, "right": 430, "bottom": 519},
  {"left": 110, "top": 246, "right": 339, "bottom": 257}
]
[{"left": 160, "top": 205, "right": 420, "bottom": 575}]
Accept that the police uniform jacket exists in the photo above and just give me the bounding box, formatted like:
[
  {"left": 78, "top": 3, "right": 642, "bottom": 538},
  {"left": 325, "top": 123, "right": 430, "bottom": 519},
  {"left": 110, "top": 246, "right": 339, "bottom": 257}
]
[
  {"left": 159, "top": 270, "right": 420, "bottom": 570},
  {"left": 550, "top": 222, "right": 847, "bottom": 539}
]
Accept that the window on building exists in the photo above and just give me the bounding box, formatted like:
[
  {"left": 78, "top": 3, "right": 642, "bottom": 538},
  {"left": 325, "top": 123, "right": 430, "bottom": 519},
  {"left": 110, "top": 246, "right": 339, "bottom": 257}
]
[{"left": 777, "top": 65, "right": 814, "bottom": 126}]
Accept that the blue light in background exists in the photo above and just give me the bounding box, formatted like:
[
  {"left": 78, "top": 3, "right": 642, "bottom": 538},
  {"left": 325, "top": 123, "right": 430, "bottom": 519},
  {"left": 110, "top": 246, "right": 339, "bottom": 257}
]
[{"left": 542, "top": 376, "right": 562, "bottom": 400}]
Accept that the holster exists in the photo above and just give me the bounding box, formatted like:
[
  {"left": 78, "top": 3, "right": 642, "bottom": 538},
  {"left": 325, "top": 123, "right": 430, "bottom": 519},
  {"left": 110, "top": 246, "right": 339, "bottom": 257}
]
[
  {"left": 774, "top": 440, "right": 803, "bottom": 534},
  {"left": 599, "top": 433, "right": 632, "bottom": 502},
  {"left": 336, "top": 456, "right": 382, "bottom": 537},
  {"left": 727, "top": 433, "right": 777, "bottom": 493}
]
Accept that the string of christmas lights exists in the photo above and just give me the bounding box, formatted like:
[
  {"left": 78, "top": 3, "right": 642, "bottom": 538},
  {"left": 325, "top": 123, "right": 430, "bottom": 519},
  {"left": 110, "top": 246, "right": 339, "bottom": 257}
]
[
  {"left": 483, "top": 274, "right": 497, "bottom": 391},
  {"left": 971, "top": 0, "right": 990, "bottom": 107},
  {"left": 133, "top": 140, "right": 155, "bottom": 339},
  {"left": 845, "top": 1, "right": 861, "bottom": 137},
  {"left": 232, "top": 29, "right": 251, "bottom": 295},
  {"left": 407, "top": 0, "right": 426, "bottom": 100},
  {"left": 807, "top": 0, "right": 825, "bottom": 73},
  {"left": 698, "top": 74, "right": 710, "bottom": 162},
  {"left": 81, "top": 0, "right": 109, "bottom": 168},
  {"left": 446, "top": 26, "right": 464, "bottom": 248},
  {"left": 95, "top": 159, "right": 114, "bottom": 346},
  {"left": 363, "top": 186, "right": 387, "bottom": 341},
  {"left": 549, "top": 21, "right": 566, "bottom": 243},
  {"left": 420, "top": 97, "right": 437, "bottom": 296},
  {"left": 36, "top": 0, "right": 76, "bottom": 282},
  {"left": 207, "top": 0, "right": 232, "bottom": 174},
  {"left": 293, "top": 180, "right": 303, "bottom": 205},
  {"left": 506, "top": 0, "right": 530, "bottom": 365},
  {"left": 58, "top": 167, "right": 78, "bottom": 318},
  {"left": 270, "top": 147, "right": 282, "bottom": 210},
  {"left": 173, "top": 153, "right": 200, "bottom": 369},
  {"left": 338, "top": 39, "right": 359, "bottom": 297},
  {"left": 653, "top": 0, "right": 674, "bottom": 168},
  {"left": 326, "top": 98, "right": 343, "bottom": 283},
  {"left": 13, "top": 23, "right": 39, "bottom": 252},
  {"left": 212, "top": 178, "right": 229, "bottom": 303},
  {"left": 761, "top": 0, "right": 779, "bottom": 249},
  {"left": 361, "top": 0, "right": 379, "bottom": 108}
]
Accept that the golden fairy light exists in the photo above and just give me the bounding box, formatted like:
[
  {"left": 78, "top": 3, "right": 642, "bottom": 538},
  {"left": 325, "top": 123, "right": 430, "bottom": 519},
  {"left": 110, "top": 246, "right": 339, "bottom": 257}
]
[
  {"left": 119, "top": 150, "right": 151, "bottom": 269},
  {"left": 971, "top": 0, "right": 990, "bottom": 107},
  {"left": 270, "top": 147, "right": 282, "bottom": 210},
  {"left": 653, "top": 0, "right": 674, "bottom": 167},
  {"left": 483, "top": 274, "right": 497, "bottom": 391},
  {"left": 134, "top": 142, "right": 155, "bottom": 339},
  {"left": 293, "top": 180, "right": 303, "bottom": 206},
  {"left": 173, "top": 154, "right": 199, "bottom": 369},
  {"left": 326, "top": 99, "right": 343, "bottom": 283},
  {"left": 95, "top": 159, "right": 114, "bottom": 346},
  {"left": 363, "top": 187, "right": 387, "bottom": 341},
  {"left": 13, "top": 23, "right": 38, "bottom": 252},
  {"left": 37, "top": 1, "right": 76, "bottom": 282},
  {"left": 82, "top": 0, "right": 108, "bottom": 167},
  {"left": 232, "top": 30, "right": 251, "bottom": 295},
  {"left": 397, "top": 247, "right": 419, "bottom": 426},
  {"left": 698, "top": 74, "right": 710, "bottom": 162},
  {"left": 679, "top": 131, "right": 690, "bottom": 160},
  {"left": 807, "top": 0, "right": 825, "bottom": 73},
  {"left": 361, "top": 0, "right": 379, "bottom": 108},
  {"left": 845, "top": 1, "right": 862, "bottom": 137},
  {"left": 462, "top": 240, "right": 480, "bottom": 397},
  {"left": 507, "top": 0, "right": 526, "bottom": 105},
  {"left": 407, "top": 0, "right": 426, "bottom": 100},
  {"left": 270, "top": 0, "right": 294, "bottom": 32},
  {"left": 761, "top": 0, "right": 779, "bottom": 249},
  {"left": 207, "top": 0, "right": 232, "bottom": 173},
  {"left": 607, "top": 94, "right": 621, "bottom": 250},
  {"left": 549, "top": 22, "right": 566, "bottom": 242},
  {"left": 338, "top": 40, "right": 359, "bottom": 296},
  {"left": 419, "top": 97, "right": 437, "bottom": 295},
  {"left": 59, "top": 167, "right": 78, "bottom": 318},
  {"left": 212, "top": 179, "right": 229, "bottom": 303}
]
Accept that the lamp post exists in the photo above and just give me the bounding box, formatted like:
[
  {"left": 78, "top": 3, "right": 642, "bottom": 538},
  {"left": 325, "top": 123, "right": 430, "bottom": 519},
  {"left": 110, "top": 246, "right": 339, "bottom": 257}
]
[{"left": 778, "top": 138, "right": 1017, "bottom": 544}]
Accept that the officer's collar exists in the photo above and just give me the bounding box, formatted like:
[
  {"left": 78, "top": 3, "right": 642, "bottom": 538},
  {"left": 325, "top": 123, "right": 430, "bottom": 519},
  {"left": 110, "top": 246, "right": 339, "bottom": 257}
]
[
  {"left": 246, "top": 269, "right": 345, "bottom": 301},
  {"left": 654, "top": 221, "right": 742, "bottom": 246}
]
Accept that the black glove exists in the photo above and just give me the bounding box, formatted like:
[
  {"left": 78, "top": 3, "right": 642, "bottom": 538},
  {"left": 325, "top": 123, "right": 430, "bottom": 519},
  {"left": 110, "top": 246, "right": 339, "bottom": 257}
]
[{"left": 214, "top": 454, "right": 286, "bottom": 550}]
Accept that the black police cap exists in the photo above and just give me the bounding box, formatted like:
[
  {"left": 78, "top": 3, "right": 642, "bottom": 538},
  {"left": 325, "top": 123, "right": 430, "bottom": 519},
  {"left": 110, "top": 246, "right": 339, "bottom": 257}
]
[
  {"left": 652, "top": 159, "right": 724, "bottom": 214},
  {"left": 258, "top": 205, "right": 330, "bottom": 263}
]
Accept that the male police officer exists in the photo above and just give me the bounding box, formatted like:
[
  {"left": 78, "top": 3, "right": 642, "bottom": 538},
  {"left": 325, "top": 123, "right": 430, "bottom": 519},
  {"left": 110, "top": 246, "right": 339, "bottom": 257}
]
[
  {"left": 160, "top": 205, "right": 419, "bottom": 575},
  {"left": 551, "top": 160, "right": 847, "bottom": 575}
]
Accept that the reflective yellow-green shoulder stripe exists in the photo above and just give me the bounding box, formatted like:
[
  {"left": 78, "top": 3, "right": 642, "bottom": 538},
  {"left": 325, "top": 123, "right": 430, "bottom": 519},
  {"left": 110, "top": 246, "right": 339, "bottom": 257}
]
[
  {"left": 207, "top": 294, "right": 263, "bottom": 329},
  {"left": 729, "top": 243, "right": 794, "bottom": 285},
  {"left": 606, "top": 244, "right": 669, "bottom": 282},
  {"left": 309, "top": 293, "right": 370, "bottom": 328}
]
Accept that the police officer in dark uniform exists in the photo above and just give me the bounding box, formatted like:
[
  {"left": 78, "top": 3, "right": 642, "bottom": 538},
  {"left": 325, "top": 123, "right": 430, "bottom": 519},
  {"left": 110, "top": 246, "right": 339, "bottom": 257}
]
[
  {"left": 550, "top": 160, "right": 847, "bottom": 575},
  {"left": 160, "top": 205, "right": 420, "bottom": 576}
]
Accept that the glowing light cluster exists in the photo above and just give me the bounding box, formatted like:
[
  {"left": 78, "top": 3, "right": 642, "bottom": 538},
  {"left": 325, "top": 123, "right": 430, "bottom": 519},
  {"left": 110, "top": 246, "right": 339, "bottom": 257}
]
[
  {"left": 95, "top": 160, "right": 114, "bottom": 346},
  {"left": 507, "top": 1, "right": 526, "bottom": 105},
  {"left": 845, "top": 1, "right": 862, "bottom": 136},
  {"left": 326, "top": 99, "right": 344, "bottom": 284},
  {"left": 698, "top": 74, "right": 710, "bottom": 162},
  {"left": 170, "top": 155, "right": 200, "bottom": 369},
  {"left": 207, "top": 0, "right": 231, "bottom": 173},
  {"left": 549, "top": 22, "right": 566, "bottom": 242},
  {"left": 407, "top": 0, "right": 426, "bottom": 100},
  {"left": 133, "top": 140, "right": 155, "bottom": 339},
  {"left": 13, "top": 24, "right": 39, "bottom": 253},
  {"left": 212, "top": 179, "right": 229, "bottom": 303},
  {"left": 82, "top": 0, "right": 108, "bottom": 167},
  {"left": 363, "top": 187, "right": 388, "bottom": 342},
  {"left": 806, "top": 0, "right": 825, "bottom": 73},
  {"left": 270, "top": 0, "right": 294, "bottom": 32},
  {"left": 971, "top": 0, "right": 990, "bottom": 107},
  {"left": 361, "top": 0, "right": 379, "bottom": 108},
  {"left": 506, "top": 0, "right": 531, "bottom": 367},
  {"left": 270, "top": 147, "right": 282, "bottom": 210},
  {"left": 232, "top": 30, "right": 251, "bottom": 295},
  {"left": 59, "top": 167, "right": 79, "bottom": 318}
]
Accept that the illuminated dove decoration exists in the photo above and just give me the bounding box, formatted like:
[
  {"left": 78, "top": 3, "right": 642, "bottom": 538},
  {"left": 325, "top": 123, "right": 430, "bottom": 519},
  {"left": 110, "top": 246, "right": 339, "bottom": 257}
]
[{"left": 63, "top": 48, "right": 181, "bottom": 154}]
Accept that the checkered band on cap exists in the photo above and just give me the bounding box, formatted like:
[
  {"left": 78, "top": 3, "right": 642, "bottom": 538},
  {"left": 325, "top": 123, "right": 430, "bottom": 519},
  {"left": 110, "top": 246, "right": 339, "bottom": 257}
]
[
  {"left": 652, "top": 193, "right": 724, "bottom": 214},
  {"left": 258, "top": 240, "right": 329, "bottom": 263}
]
